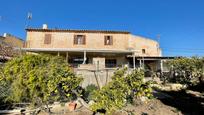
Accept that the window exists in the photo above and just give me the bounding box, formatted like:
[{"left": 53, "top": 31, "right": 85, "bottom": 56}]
[
  {"left": 104, "top": 36, "right": 113, "bottom": 45},
  {"left": 74, "top": 35, "right": 86, "bottom": 45},
  {"left": 105, "top": 59, "right": 116, "bottom": 68},
  {"left": 142, "top": 49, "right": 146, "bottom": 54},
  {"left": 44, "top": 34, "right": 51, "bottom": 44}
]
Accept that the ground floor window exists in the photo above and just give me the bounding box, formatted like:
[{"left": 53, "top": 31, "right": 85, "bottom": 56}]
[
  {"left": 105, "top": 59, "right": 117, "bottom": 68},
  {"left": 69, "top": 57, "right": 89, "bottom": 67}
]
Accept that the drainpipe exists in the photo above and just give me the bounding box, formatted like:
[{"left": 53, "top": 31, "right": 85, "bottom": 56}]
[
  {"left": 160, "top": 60, "right": 163, "bottom": 73},
  {"left": 142, "top": 56, "right": 145, "bottom": 70},
  {"left": 83, "top": 51, "right": 86, "bottom": 64},
  {"left": 139, "top": 60, "right": 142, "bottom": 68}
]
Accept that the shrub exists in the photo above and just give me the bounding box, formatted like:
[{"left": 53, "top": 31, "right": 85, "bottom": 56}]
[
  {"left": 0, "top": 54, "right": 83, "bottom": 110},
  {"left": 167, "top": 57, "right": 204, "bottom": 86},
  {"left": 83, "top": 84, "right": 98, "bottom": 102},
  {"left": 90, "top": 68, "right": 153, "bottom": 114}
]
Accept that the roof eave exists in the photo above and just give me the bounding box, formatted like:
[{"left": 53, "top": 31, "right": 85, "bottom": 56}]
[{"left": 25, "top": 28, "right": 130, "bottom": 34}]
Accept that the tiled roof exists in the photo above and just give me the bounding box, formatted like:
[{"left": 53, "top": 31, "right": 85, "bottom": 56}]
[{"left": 26, "top": 28, "right": 130, "bottom": 34}]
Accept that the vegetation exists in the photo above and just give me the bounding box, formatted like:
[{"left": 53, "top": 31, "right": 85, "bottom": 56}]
[
  {"left": 167, "top": 57, "right": 204, "bottom": 86},
  {"left": 90, "top": 68, "right": 153, "bottom": 114},
  {"left": 2, "top": 54, "right": 204, "bottom": 114},
  {"left": 83, "top": 84, "right": 98, "bottom": 102},
  {"left": 0, "top": 54, "right": 83, "bottom": 111}
]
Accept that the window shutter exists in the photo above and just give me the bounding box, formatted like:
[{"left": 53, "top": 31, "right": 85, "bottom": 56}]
[
  {"left": 83, "top": 35, "right": 86, "bottom": 44},
  {"left": 142, "top": 49, "right": 146, "bottom": 54},
  {"left": 74, "top": 35, "right": 77, "bottom": 44},
  {"left": 104, "top": 36, "right": 107, "bottom": 45},
  {"left": 110, "top": 36, "right": 113, "bottom": 45},
  {"left": 44, "top": 34, "right": 51, "bottom": 44}
]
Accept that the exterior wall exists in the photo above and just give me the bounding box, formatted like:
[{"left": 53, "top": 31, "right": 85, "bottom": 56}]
[
  {"left": 129, "top": 35, "right": 161, "bottom": 56},
  {"left": 77, "top": 68, "right": 135, "bottom": 88},
  {"left": 76, "top": 69, "right": 114, "bottom": 87},
  {"left": 26, "top": 31, "right": 130, "bottom": 50},
  {"left": 3, "top": 34, "right": 24, "bottom": 48},
  {"left": 92, "top": 57, "right": 105, "bottom": 69},
  {"left": 26, "top": 30, "right": 161, "bottom": 57}
]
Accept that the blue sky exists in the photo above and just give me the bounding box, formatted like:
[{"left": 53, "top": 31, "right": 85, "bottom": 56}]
[{"left": 0, "top": 0, "right": 204, "bottom": 56}]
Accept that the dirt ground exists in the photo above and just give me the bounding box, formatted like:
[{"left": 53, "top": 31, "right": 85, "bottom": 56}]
[
  {"left": 32, "top": 84, "right": 204, "bottom": 115},
  {"left": 38, "top": 99, "right": 182, "bottom": 115},
  {"left": 115, "top": 99, "right": 182, "bottom": 115},
  {"left": 43, "top": 90, "right": 203, "bottom": 115}
]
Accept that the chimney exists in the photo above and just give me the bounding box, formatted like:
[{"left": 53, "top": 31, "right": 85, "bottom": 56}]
[
  {"left": 3, "top": 33, "right": 7, "bottom": 37},
  {"left": 42, "top": 24, "right": 48, "bottom": 29}
]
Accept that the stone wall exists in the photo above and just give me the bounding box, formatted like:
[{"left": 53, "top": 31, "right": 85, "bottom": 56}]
[
  {"left": 129, "top": 35, "right": 162, "bottom": 56},
  {"left": 26, "top": 29, "right": 162, "bottom": 57},
  {"left": 76, "top": 69, "right": 115, "bottom": 88},
  {"left": 92, "top": 57, "right": 105, "bottom": 69},
  {"left": 26, "top": 31, "right": 130, "bottom": 50}
]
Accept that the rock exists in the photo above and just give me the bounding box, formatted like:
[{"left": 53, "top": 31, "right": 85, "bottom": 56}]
[
  {"left": 112, "top": 110, "right": 128, "bottom": 115},
  {"left": 168, "top": 83, "right": 184, "bottom": 91},
  {"left": 186, "top": 90, "right": 202, "bottom": 97},
  {"left": 88, "top": 100, "right": 95, "bottom": 106},
  {"left": 76, "top": 100, "right": 83, "bottom": 109},
  {"left": 140, "top": 96, "right": 148, "bottom": 102}
]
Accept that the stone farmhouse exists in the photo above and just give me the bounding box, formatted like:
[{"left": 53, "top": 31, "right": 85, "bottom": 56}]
[{"left": 23, "top": 24, "right": 170, "bottom": 86}]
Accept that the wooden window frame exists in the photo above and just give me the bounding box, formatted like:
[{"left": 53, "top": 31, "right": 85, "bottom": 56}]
[
  {"left": 142, "top": 49, "right": 146, "bottom": 54},
  {"left": 74, "top": 35, "right": 86, "bottom": 45},
  {"left": 44, "top": 34, "right": 52, "bottom": 44},
  {"left": 104, "top": 35, "right": 113, "bottom": 45}
]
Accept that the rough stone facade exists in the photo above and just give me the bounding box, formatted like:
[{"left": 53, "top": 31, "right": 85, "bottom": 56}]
[
  {"left": 25, "top": 25, "right": 161, "bottom": 58},
  {"left": 23, "top": 25, "right": 164, "bottom": 86}
]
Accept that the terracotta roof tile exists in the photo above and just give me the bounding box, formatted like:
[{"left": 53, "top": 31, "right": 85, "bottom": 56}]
[{"left": 26, "top": 28, "right": 130, "bottom": 34}]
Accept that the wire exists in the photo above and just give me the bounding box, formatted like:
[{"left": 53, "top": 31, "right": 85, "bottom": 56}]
[{"left": 161, "top": 47, "right": 204, "bottom": 51}]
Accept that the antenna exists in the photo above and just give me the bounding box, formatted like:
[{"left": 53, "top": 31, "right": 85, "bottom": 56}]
[
  {"left": 28, "top": 12, "right": 32, "bottom": 20},
  {"left": 25, "top": 12, "right": 32, "bottom": 28}
]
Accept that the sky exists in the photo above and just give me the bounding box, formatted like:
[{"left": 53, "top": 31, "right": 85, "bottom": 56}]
[{"left": 0, "top": 0, "right": 204, "bottom": 56}]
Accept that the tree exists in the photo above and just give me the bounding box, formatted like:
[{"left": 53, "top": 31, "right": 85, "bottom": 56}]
[
  {"left": 0, "top": 54, "right": 83, "bottom": 111},
  {"left": 167, "top": 57, "right": 204, "bottom": 86},
  {"left": 90, "top": 68, "right": 153, "bottom": 114}
]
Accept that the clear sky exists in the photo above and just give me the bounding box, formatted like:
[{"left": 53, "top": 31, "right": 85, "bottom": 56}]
[{"left": 0, "top": 0, "right": 204, "bottom": 56}]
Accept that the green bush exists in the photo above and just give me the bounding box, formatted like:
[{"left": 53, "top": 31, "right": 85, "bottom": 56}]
[
  {"left": 90, "top": 68, "right": 153, "bottom": 114},
  {"left": 0, "top": 54, "right": 83, "bottom": 109},
  {"left": 83, "top": 84, "right": 98, "bottom": 102},
  {"left": 167, "top": 57, "right": 204, "bottom": 86}
]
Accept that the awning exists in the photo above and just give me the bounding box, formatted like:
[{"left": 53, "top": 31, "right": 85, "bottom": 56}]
[
  {"left": 126, "top": 55, "right": 176, "bottom": 60},
  {"left": 22, "top": 48, "right": 136, "bottom": 53}
]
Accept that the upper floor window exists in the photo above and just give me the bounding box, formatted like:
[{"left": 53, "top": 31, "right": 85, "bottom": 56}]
[
  {"left": 74, "top": 35, "right": 86, "bottom": 45},
  {"left": 44, "top": 34, "right": 51, "bottom": 44},
  {"left": 104, "top": 36, "right": 113, "bottom": 45},
  {"left": 142, "top": 49, "right": 146, "bottom": 54}
]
